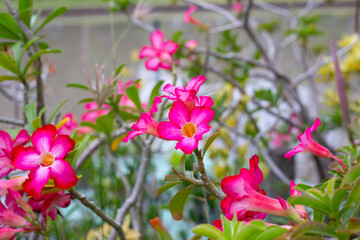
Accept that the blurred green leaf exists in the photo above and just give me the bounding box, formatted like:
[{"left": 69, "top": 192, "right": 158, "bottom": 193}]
[
  {"left": 47, "top": 99, "right": 68, "bottom": 124},
  {"left": 149, "top": 80, "right": 164, "bottom": 107},
  {"left": 66, "top": 83, "right": 89, "bottom": 91},
  {"left": 125, "top": 86, "right": 142, "bottom": 111},
  {"left": 23, "top": 49, "right": 61, "bottom": 75},
  {"left": 203, "top": 132, "right": 221, "bottom": 156},
  {"left": 157, "top": 181, "right": 182, "bottom": 196},
  {"left": 192, "top": 224, "right": 227, "bottom": 240},
  {"left": 19, "top": 0, "right": 33, "bottom": 27},
  {"left": 169, "top": 185, "right": 195, "bottom": 220},
  {"left": 0, "top": 52, "right": 20, "bottom": 75},
  {"left": 0, "top": 13, "right": 23, "bottom": 40},
  {"left": 34, "top": 7, "right": 67, "bottom": 34}
]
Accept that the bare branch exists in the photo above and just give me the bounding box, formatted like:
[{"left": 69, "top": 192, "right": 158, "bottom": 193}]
[{"left": 0, "top": 117, "right": 24, "bottom": 126}]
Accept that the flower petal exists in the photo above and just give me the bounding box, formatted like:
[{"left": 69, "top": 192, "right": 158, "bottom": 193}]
[
  {"left": 11, "top": 146, "right": 40, "bottom": 171},
  {"left": 284, "top": 144, "right": 305, "bottom": 160},
  {"left": 139, "top": 46, "right": 156, "bottom": 58},
  {"left": 189, "top": 107, "right": 214, "bottom": 126},
  {"left": 13, "top": 129, "right": 30, "bottom": 148},
  {"left": 175, "top": 137, "right": 198, "bottom": 154},
  {"left": 50, "top": 160, "right": 78, "bottom": 189},
  {"left": 0, "top": 130, "right": 12, "bottom": 154},
  {"left": 310, "top": 118, "right": 321, "bottom": 132},
  {"left": 186, "top": 75, "right": 206, "bottom": 92},
  {"left": 32, "top": 124, "right": 57, "bottom": 154},
  {"left": 50, "top": 135, "right": 75, "bottom": 159},
  {"left": 221, "top": 168, "right": 253, "bottom": 198},
  {"left": 0, "top": 155, "right": 14, "bottom": 178},
  {"left": 145, "top": 57, "right": 161, "bottom": 71},
  {"left": 163, "top": 41, "right": 179, "bottom": 54},
  {"left": 150, "top": 30, "right": 164, "bottom": 50},
  {"left": 169, "top": 101, "right": 189, "bottom": 127},
  {"left": 193, "top": 123, "right": 211, "bottom": 141},
  {"left": 158, "top": 122, "right": 182, "bottom": 140},
  {"left": 23, "top": 167, "right": 51, "bottom": 198}
]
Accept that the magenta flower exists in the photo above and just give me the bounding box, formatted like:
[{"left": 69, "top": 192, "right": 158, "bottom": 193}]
[
  {"left": 81, "top": 102, "right": 110, "bottom": 124},
  {"left": 183, "top": 5, "right": 203, "bottom": 26},
  {"left": 0, "top": 177, "right": 28, "bottom": 196},
  {"left": 0, "top": 129, "right": 30, "bottom": 178},
  {"left": 57, "top": 113, "right": 78, "bottom": 136},
  {"left": 12, "top": 124, "right": 78, "bottom": 198},
  {"left": 123, "top": 97, "right": 162, "bottom": 142},
  {"left": 185, "top": 40, "right": 198, "bottom": 51},
  {"left": 284, "top": 118, "right": 341, "bottom": 163},
  {"left": 28, "top": 191, "right": 73, "bottom": 221},
  {"left": 232, "top": 2, "right": 243, "bottom": 15},
  {"left": 0, "top": 226, "right": 26, "bottom": 240},
  {"left": 139, "top": 30, "right": 179, "bottom": 71},
  {"left": 157, "top": 100, "right": 214, "bottom": 154}
]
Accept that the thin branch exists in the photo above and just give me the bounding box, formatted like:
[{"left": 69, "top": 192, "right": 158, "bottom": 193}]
[
  {"left": 108, "top": 140, "right": 152, "bottom": 240},
  {"left": 69, "top": 189, "right": 127, "bottom": 240},
  {"left": 0, "top": 117, "right": 24, "bottom": 126}
]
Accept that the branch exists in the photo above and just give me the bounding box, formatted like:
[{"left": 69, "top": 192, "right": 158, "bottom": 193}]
[
  {"left": 0, "top": 117, "right": 24, "bottom": 126},
  {"left": 69, "top": 189, "right": 127, "bottom": 240},
  {"left": 3, "top": 0, "right": 45, "bottom": 121},
  {"left": 108, "top": 140, "right": 152, "bottom": 240}
]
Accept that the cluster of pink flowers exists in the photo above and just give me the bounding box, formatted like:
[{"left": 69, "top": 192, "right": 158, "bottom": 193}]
[
  {"left": 123, "top": 75, "right": 214, "bottom": 154},
  {"left": 214, "top": 155, "right": 309, "bottom": 231},
  {"left": 0, "top": 124, "right": 79, "bottom": 238}
]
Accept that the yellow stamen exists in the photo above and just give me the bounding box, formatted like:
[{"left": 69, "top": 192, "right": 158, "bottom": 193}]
[
  {"left": 56, "top": 117, "right": 70, "bottom": 130},
  {"left": 40, "top": 152, "right": 55, "bottom": 166},
  {"left": 181, "top": 123, "right": 197, "bottom": 138}
]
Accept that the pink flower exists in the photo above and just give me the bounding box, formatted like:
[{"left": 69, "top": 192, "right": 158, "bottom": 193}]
[
  {"left": 185, "top": 40, "right": 198, "bottom": 51},
  {"left": 269, "top": 130, "right": 292, "bottom": 148},
  {"left": 157, "top": 100, "right": 214, "bottom": 154},
  {"left": 0, "top": 130, "right": 30, "bottom": 178},
  {"left": 123, "top": 97, "right": 162, "bottom": 142},
  {"left": 232, "top": 2, "right": 243, "bottom": 15},
  {"left": 28, "top": 191, "right": 73, "bottom": 221},
  {"left": 284, "top": 118, "right": 341, "bottom": 163},
  {"left": 12, "top": 124, "right": 78, "bottom": 198},
  {"left": 0, "top": 226, "right": 26, "bottom": 240},
  {"left": 183, "top": 5, "right": 203, "bottom": 26},
  {"left": 81, "top": 102, "right": 110, "bottom": 124},
  {"left": 57, "top": 113, "right": 79, "bottom": 136},
  {"left": 289, "top": 180, "right": 309, "bottom": 220},
  {"left": 0, "top": 176, "right": 28, "bottom": 196},
  {"left": 139, "top": 30, "right": 179, "bottom": 71}
]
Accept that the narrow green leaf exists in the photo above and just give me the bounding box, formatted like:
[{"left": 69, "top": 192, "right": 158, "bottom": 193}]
[
  {"left": 0, "top": 52, "right": 20, "bottom": 75},
  {"left": 70, "top": 128, "right": 79, "bottom": 139},
  {"left": 125, "top": 86, "right": 142, "bottom": 111},
  {"left": 12, "top": 41, "right": 21, "bottom": 67},
  {"left": 20, "top": 37, "right": 40, "bottom": 62},
  {"left": 220, "top": 215, "right": 232, "bottom": 239},
  {"left": 38, "top": 107, "right": 47, "bottom": 118},
  {"left": 19, "top": 0, "right": 33, "bottom": 27},
  {"left": 233, "top": 220, "right": 265, "bottom": 239},
  {"left": 342, "top": 164, "right": 360, "bottom": 186},
  {"left": 25, "top": 102, "right": 36, "bottom": 125},
  {"left": 149, "top": 80, "right": 164, "bottom": 107},
  {"left": 47, "top": 99, "right": 68, "bottom": 124},
  {"left": 163, "top": 175, "right": 180, "bottom": 182},
  {"left": 157, "top": 181, "right": 182, "bottom": 195},
  {"left": 0, "top": 75, "right": 20, "bottom": 82},
  {"left": 0, "top": 24, "right": 21, "bottom": 40},
  {"left": 203, "top": 132, "right": 221, "bottom": 155},
  {"left": 66, "top": 83, "right": 89, "bottom": 91},
  {"left": 34, "top": 7, "right": 67, "bottom": 34},
  {"left": 0, "top": 13, "right": 23, "bottom": 38},
  {"left": 192, "top": 224, "right": 226, "bottom": 240},
  {"left": 169, "top": 186, "right": 195, "bottom": 220},
  {"left": 23, "top": 49, "right": 61, "bottom": 75},
  {"left": 114, "top": 64, "right": 125, "bottom": 77},
  {"left": 285, "top": 221, "right": 336, "bottom": 238},
  {"left": 32, "top": 117, "right": 41, "bottom": 130},
  {"left": 254, "top": 226, "right": 287, "bottom": 240},
  {"left": 38, "top": 42, "right": 49, "bottom": 50},
  {"left": 95, "top": 112, "right": 114, "bottom": 136},
  {"left": 71, "top": 133, "right": 91, "bottom": 168}
]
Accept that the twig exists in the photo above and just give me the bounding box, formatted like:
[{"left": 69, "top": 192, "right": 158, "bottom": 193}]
[
  {"left": 0, "top": 117, "right": 24, "bottom": 126},
  {"left": 108, "top": 140, "right": 152, "bottom": 240},
  {"left": 69, "top": 189, "right": 127, "bottom": 240},
  {"left": 194, "top": 149, "right": 226, "bottom": 200},
  {"left": 3, "top": 0, "right": 45, "bottom": 122}
]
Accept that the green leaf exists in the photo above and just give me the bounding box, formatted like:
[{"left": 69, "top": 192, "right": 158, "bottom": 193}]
[
  {"left": 20, "top": 37, "right": 40, "bottom": 63},
  {"left": 288, "top": 195, "right": 332, "bottom": 216},
  {"left": 34, "top": 7, "right": 67, "bottom": 34},
  {"left": 47, "top": 99, "right": 68, "bottom": 124},
  {"left": 71, "top": 133, "right": 91, "bottom": 168},
  {"left": 203, "top": 132, "right": 221, "bottom": 156},
  {"left": 23, "top": 49, "right": 61, "bottom": 75},
  {"left": 0, "top": 13, "right": 23, "bottom": 39},
  {"left": 253, "top": 226, "right": 287, "bottom": 240},
  {"left": 0, "top": 52, "right": 20, "bottom": 75},
  {"left": 125, "top": 86, "right": 142, "bottom": 111},
  {"left": 157, "top": 181, "right": 182, "bottom": 196},
  {"left": 342, "top": 164, "right": 360, "bottom": 186},
  {"left": 38, "top": 42, "right": 49, "bottom": 50},
  {"left": 0, "top": 24, "right": 21, "bottom": 40},
  {"left": 32, "top": 117, "right": 41, "bottom": 130},
  {"left": 220, "top": 215, "right": 232, "bottom": 239},
  {"left": 12, "top": 41, "right": 21, "bottom": 67},
  {"left": 0, "top": 75, "right": 21, "bottom": 82},
  {"left": 278, "top": 221, "right": 336, "bottom": 239},
  {"left": 341, "top": 177, "right": 360, "bottom": 222},
  {"left": 148, "top": 80, "right": 164, "bottom": 107},
  {"left": 25, "top": 102, "right": 37, "bottom": 125},
  {"left": 192, "top": 224, "right": 226, "bottom": 240},
  {"left": 233, "top": 220, "right": 265, "bottom": 239},
  {"left": 95, "top": 112, "right": 114, "bottom": 136},
  {"left": 66, "top": 83, "right": 89, "bottom": 91},
  {"left": 169, "top": 186, "right": 195, "bottom": 220},
  {"left": 19, "top": 0, "right": 33, "bottom": 27},
  {"left": 114, "top": 64, "right": 125, "bottom": 77}
]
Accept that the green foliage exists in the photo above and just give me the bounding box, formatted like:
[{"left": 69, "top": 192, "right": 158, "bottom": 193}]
[{"left": 169, "top": 185, "right": 196, "bottom": 220}]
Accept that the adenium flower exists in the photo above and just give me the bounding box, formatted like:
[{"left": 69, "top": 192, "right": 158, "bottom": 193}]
[
  {"left": 284, "top": 118, "right": 342, "bottom": 164},
  {"left": 0, "top": 176, "right": 28, "bottom": 196},
  {"left": 139, "top": 30, "right": 179, "bottom": 71},
  {"left": 81, "top": 102, "right": 111, "bottom": 124},
  {"left": 57, "top": 113, "right": 78, "bottom": 136},
  {"left": 0, "top": 129, "right": 30, "bottom": 178},
  {"left": 183, "top": 5, "right": 204, "bottom": 27},
  {"left": 123, "top": 97, "right": 162, "bottom": 142},
  {"left": 185, "top": 40, "right": 198, "bottom": 51},
  {"left": 232, "top": 2, "right": 243, "bottom": 15},
  {"left": 28, "top": 191, "right": 73, "bottom": 221},
  {"left": 157, "top": 100, "right": 214, "bottom": 154},
  {"left": 12, "top": 124, "right": 78, "bottom": 197},
  {"left": 0, "top": 226, "right": 26, "bottom": 240}
]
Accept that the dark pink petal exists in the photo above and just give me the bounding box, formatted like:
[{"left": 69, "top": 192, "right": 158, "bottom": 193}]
[
  {"left": 183, "top": 5, "right": 197, "bottom": 22},
  {"left": 169, "top": 101, "right": 189, "bottom": 127},
  {"left": 249, "top": 155, "right": 263, "bottom": 189},
  {"left": 189, "top": 107, "right": 214, "bottom": 126},
  {"left": 163, "top": 41, "right": 179, "bottom": 54},
  {"left": 186, "top": 75, "right": 206, "bottom": 92},
  {"left": 149, "top": 97, "right": 162, "bottom": 117},
  {"left": 50, "top": 160, "right": 78, "bottom": 189},
  {"left": 158, "top": 122, "right": 182, "bottom": 140},
  {"left": 13, "top": 129, "right": 30, "bottom": 148},
  {"left": 150, "top": 30, "right": 164, "bottom": 50},
  {"left": 139, "top": 46, "right": 156, "bottom": 58},
  {"left": 221, "top": 169, "right": 253, "bottom": 198},
  {"left": 0, "top": 131, "right": 12, "bottom": 154},
  {"left": 23, "top": 167, "right": 51, "bottom": 198},
  {"left": 0, "top": 155, "right": 13, "bottom": 178},
  {"left": 122, "top": 130, "right": 144, "bottom": 143},
  {"left": 145, "top": 57, "right": 161, "bottom": 71},
  {"left": 159, "top": 62, "right": 171, "bottom": 70},
  {"left": 175, "top": 137, "right": 198, "bottom": 154},
  {"left": 310, "top": 118, "right": 321, "bottom": 132},
  {"left": 197, "top": 96, "right": 214, "bottom": 108},
  {"left": 50, "top": 135, "right": 75, "bottom": 159},
  {"left": 0, "top": 227, "right": 25, "bottom": 240},
  {"left": 212, "top": 219, "right": 223, "bottom": 231},
  {"left": 174, "top": 89, "right": 197, "bottom": 104},
  {"left": 32, "top": 124, "right": 57, "bottom": 154},
  {"left": 193, "top": 123, "right": 211, "bottom": 141},
  {"left": 11, "top": 146, "right": 40, "bottom": 171},
  {"left": 131, "top": 113, "right": 160, "bottom": 137},
  {"left": 284, "top": 145, "right": 305, "bottom": 160},
  {"left": 162, "top": 83, "right": 177, "bottom": 97}
]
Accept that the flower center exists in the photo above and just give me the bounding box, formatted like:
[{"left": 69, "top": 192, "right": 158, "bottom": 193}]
[
  {"left": 181, "top": 123, "right": 197, "bottom": 138},
  {"left": 40, "top": 152, "right": 55, "bottom": 167}
]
